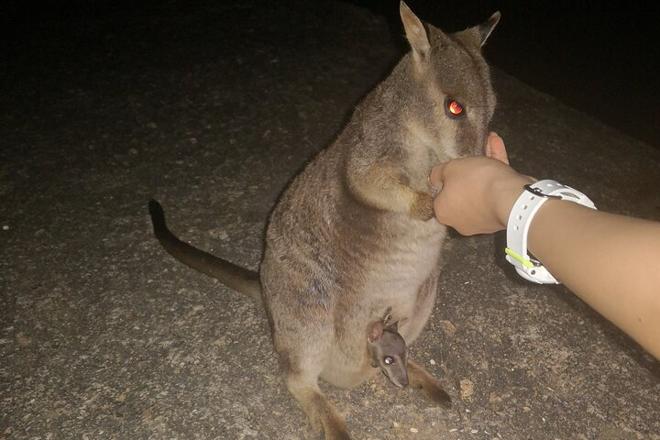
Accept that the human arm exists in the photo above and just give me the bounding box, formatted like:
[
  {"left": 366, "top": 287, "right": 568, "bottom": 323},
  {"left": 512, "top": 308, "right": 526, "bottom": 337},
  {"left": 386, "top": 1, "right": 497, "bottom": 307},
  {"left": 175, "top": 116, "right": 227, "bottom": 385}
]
[
  {"left": 527, "top": 199, "right": 660, "bottom": 359},
  {"left": 430, "top": 134, "right": 660, "bottom": 359}
]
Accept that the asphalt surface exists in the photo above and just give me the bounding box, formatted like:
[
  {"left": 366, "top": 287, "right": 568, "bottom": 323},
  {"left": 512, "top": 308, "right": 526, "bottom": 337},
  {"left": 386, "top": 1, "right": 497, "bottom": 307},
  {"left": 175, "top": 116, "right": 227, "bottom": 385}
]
[{"left": 1, "top": 1, "right": 659, "bottom": 439}]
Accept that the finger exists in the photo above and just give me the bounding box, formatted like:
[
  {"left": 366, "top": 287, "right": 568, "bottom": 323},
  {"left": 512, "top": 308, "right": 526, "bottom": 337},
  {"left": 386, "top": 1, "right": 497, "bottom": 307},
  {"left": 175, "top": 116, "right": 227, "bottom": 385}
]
[
  {"left": 429, "top": 163, "right": 447, "bottom": 188},
  {"left": 432, "top": 194, "right": 449, "bottom": 225},
  {"left": 485, "top": 132, "right": 509, "bottom": 165}
]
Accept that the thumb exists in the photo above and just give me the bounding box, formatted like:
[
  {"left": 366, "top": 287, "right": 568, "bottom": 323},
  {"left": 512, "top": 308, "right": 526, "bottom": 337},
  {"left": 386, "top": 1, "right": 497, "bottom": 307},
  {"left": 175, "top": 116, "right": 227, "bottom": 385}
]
[
  {"left": 429, "top": 162, "right": 447, "bottom": 191},
  {"left": 485, "top": 132, "right": 509, "bottom": 165}
]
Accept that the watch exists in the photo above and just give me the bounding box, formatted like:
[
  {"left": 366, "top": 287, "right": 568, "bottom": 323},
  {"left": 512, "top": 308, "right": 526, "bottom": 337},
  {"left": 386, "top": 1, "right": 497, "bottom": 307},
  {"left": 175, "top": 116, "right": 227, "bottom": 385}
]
[{"left": 505, "top": 179, "right": 596, "bottom": 284}]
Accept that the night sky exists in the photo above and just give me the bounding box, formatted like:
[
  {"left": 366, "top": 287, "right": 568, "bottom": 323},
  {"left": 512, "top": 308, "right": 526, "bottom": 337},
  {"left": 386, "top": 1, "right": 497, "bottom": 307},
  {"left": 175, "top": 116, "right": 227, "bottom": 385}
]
[{"left": 3, "top": 0, "right": 659, "bottom": 149}]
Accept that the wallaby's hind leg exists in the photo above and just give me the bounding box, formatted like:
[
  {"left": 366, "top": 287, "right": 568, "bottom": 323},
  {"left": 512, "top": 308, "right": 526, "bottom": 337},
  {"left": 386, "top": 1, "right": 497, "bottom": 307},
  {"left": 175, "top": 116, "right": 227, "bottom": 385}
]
[
  {"left": 286, "top": 371, "right": 351, "bottom": 440},
  {"left": 408, "top": 358, "right": 452, "bottom": 408}
]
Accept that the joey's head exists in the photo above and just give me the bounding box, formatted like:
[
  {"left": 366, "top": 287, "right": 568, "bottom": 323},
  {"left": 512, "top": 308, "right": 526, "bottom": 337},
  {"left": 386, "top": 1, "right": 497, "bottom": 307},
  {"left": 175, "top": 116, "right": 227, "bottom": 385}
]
[
  {"left": 367, "top": 320, "right": 409, "bottom": 388},
  {"left": 398, "top": 2, "right": 501, "bottom": 161}
]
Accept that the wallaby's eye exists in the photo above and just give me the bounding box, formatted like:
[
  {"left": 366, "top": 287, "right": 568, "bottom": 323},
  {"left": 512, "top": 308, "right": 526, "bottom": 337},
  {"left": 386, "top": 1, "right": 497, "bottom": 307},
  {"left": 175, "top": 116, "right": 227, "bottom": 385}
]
[
  {"left": 383, "top": 356, "right": 395, "bottom": 365},
  {"left": 445, "top": 98, "right": 465, "bottom": 118}
]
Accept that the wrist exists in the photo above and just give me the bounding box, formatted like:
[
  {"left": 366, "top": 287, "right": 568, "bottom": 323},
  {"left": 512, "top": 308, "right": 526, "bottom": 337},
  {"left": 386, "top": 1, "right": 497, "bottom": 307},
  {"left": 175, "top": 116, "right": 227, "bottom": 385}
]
[
  {"left": 505, "top": 179, "right": 597, "bottom": 284},
  {"left": 494, "top": 174, "right": 535, "bottom": 228}
]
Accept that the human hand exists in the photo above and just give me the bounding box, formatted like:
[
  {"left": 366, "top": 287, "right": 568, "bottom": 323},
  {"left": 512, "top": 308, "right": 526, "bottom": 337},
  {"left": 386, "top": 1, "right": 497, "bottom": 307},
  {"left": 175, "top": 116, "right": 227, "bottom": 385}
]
[{"left": 429, "top": 132, "right": 533, "bottom": 235}]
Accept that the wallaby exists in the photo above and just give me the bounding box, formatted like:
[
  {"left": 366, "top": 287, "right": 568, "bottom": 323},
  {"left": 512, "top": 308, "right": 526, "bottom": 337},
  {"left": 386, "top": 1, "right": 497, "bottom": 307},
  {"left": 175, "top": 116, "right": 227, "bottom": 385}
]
[
  {"left": 367, "top": 310, "right": 408, "bottom": 389},
  {"left": 149, "top": 3, "right": 500, "bottom": 439}
]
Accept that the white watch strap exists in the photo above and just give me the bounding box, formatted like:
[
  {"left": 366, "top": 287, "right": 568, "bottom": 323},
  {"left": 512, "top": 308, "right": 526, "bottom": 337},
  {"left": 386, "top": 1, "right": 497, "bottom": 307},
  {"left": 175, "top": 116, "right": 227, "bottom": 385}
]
[{"left": 505, "top": 179, "right": 596, "bottom": 284}]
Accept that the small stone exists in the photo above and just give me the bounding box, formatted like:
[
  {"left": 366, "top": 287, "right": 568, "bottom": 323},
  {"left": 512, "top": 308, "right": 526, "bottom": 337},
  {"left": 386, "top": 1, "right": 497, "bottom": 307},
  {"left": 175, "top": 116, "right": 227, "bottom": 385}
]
[
  {"left": 429, "top": 359, "right": 436, "bottom": 365},
  {"left": 16, "top": 333, "right": 31, "bottom": 347},
  {"left": 2, "top": 225, "right": 8, "bottom": 230},
  {"left": 392, "top": 421, "right": 400, "bottom": 428},
  {"left": 471, "top": 429, "right": 478, "bottom": 434},
  {"left": 439, "top": 320, "right": 456, "bottom": 337},
  {"left": 410, "top": 427, "right": 418, "bottom": 433},
  {"left": 460, "top": 378, "right": 474, "bottom": 401},
  {"left": 209, "top": 228, "right": 229, "bottom": 240}
]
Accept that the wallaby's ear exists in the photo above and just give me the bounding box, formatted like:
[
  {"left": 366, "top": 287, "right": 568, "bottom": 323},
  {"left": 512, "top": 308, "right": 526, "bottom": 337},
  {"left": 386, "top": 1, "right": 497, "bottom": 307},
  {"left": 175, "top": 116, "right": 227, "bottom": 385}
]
[
  {"left": 400, "top": 1, "right": 430, "bottom": 61},
  {"left": 454, "top": 11, "right": 501, "bottom": 49},
  {"left": 368, "top": 321, "right": 384, "bottom": 343},
  {"left": 478, "top": 11, "right": 501, "bottom": 47}
]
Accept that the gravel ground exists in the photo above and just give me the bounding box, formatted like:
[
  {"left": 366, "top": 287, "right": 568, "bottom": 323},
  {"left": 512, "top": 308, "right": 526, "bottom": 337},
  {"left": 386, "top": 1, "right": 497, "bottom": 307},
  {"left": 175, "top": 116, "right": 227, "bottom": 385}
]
[{"left": 1, "top": 1, "right": 658, "bottom": 439}]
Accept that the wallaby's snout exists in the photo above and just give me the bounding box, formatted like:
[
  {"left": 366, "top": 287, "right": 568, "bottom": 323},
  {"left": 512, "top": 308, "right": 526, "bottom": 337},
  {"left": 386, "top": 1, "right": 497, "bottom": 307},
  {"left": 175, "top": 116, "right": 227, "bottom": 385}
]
[{"left": 384, "top": 361, "right": 409, "bottom": 388}]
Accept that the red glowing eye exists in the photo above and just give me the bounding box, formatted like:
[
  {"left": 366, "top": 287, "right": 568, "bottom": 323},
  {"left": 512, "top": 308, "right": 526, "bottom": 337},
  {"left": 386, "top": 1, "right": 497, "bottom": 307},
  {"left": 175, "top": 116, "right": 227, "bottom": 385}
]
[{"left": 447, "top": 99, "right": 463, "bottom": 116}]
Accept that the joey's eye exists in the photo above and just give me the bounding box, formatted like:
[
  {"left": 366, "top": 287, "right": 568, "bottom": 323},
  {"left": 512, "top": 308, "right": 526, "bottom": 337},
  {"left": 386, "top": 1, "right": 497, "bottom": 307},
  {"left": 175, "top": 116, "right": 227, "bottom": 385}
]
[
  {"left": 383, "top": 356, "right": 395, "bottom": 365},
  {"left": 445, "top": 98, "right": 465, "bottom": 118}
]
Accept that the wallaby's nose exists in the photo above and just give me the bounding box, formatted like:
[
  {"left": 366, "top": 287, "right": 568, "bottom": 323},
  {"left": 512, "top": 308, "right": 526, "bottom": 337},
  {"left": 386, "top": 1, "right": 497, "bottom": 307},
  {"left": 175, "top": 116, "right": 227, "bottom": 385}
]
[{"left": 398, "top": 369, "right": 409, "bottom": 388}]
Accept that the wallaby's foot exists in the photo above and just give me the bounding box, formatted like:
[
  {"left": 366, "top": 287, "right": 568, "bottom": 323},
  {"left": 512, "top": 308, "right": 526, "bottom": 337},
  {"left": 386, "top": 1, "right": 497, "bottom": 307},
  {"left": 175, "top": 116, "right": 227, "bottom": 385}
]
[
  {"left": 410, "top": 192, "right": 434, "bottom": 221},
  {"left": 408, "top": 359, "right": 452, "bottom": 408},
  {"left": 286, "top": 371, "right": 351, "bottom": 440}
]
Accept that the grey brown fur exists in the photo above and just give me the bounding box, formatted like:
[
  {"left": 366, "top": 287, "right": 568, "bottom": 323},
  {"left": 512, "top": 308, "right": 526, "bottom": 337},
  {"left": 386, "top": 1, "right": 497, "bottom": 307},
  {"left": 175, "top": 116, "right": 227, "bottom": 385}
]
[
  {"left": 149, "top": 3, "right": 499, "bottom": 439},
  {"left": 367, "top": 312, "right": 409, "bottom": 389}
]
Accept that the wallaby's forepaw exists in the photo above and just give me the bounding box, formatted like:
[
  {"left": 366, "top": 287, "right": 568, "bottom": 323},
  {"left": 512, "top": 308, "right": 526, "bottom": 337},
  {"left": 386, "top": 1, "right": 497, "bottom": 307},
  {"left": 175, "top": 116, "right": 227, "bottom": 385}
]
[
  {"left": 410, "top": 192, "right": 435, "bottom": 221},
  {"left": 408, "top": 359, "right": 452, "bottom": 409}
]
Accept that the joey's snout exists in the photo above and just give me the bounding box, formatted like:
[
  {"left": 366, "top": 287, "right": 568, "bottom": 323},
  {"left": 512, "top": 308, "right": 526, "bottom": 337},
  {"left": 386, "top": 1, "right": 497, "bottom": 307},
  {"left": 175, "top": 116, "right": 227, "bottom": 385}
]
[{"left": 386, "top": 366, "right": 409, "bottom": 388}]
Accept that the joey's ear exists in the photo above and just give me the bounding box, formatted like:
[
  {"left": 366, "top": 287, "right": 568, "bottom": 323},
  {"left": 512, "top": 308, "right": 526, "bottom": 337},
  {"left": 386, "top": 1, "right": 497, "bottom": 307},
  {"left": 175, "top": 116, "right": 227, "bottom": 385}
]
[
  {"left": 479, "top": 11, "right": 501, "bottom": 46},
  {"left": 454, "top": 11, "right": 501, "bottom": 49},
  {"left": 387, "top": 317, "right": 407, "bottom": 332},
  {"left": 368, "top": 321, "right": 384, "bottom": 343},
  {"left": 400, "top": 1, "right": 430, "bottom": 61}
]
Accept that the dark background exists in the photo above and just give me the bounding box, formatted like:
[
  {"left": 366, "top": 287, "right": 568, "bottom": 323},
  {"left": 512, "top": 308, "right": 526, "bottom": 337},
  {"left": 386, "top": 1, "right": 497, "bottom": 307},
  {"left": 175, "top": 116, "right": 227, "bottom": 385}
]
[
  {"left": 351, "top": 0, "right": 660, "bottom": 149},
  {"left": 3, "top": 0, "right": 659, "bottom": 149}
]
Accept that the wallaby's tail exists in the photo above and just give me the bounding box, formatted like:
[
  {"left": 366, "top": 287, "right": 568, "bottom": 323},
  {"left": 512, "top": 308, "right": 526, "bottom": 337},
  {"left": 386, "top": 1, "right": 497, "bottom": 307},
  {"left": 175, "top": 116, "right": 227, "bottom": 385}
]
[{"left": 148, "top": 199, "right": 262, "bottom": 303}]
